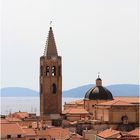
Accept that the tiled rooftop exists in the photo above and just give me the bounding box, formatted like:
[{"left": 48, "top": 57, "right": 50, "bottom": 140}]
[
  {"left": 1, "top": 123, "right": 24, "bottom": 137},
  {"left": 65, "top": 96, "right": 139, "bottom": 105},
  {"left": 23, "top": 128, "right": 36, "bottom": 136},
  {"left": 114, "top": 97, "right": 139, "bottom": 104},
  {"left": 128, "top": 128, "right": 140, "bottom": 137},
  {"left": 12, "top": 112, "right": 29, "bottom": 119},
  {"left": 0, "top": 118, "right": 9, "bottom": 124},
  {"left": 63, "top": 108, "right": 89, "bottom": 114},
  {"left": 96, "top": 100, "right": 134, "bottom": 106},
  {"left": 97, "top": 128, "right": 120, "bottom": 138},
  {"left": 37, "top": 127, "right": 70, "bottom": 139}
]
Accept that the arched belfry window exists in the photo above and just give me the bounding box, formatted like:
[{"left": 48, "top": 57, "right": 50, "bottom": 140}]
[
  {"left": 52, "top": 66, "right": 56, "bottom": 76},
  {"left": 52, "top": 83, "right": 57, "bottom": 94},
  {"left": 46, "top": 66, "right": 49, "bottom": 76},
  {"left": 40, "top": 66, "right": 43, "bottom": 76}
]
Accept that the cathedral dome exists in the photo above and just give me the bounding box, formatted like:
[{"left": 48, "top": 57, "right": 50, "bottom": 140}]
[{"left": 84, "top": 77, "right": 113, "bottom": 100}]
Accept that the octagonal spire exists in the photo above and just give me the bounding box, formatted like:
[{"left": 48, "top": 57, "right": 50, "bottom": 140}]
[{"left": 44, "top": 26, "right": 58, "bottom": 57}]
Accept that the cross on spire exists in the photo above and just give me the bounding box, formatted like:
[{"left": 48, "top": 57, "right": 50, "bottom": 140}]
[
  {"left": 98, "top": 72, "right": 100, "bottom": 78},
  {"left": 50, "top": 21, "right": 52, "bottom": 27}
]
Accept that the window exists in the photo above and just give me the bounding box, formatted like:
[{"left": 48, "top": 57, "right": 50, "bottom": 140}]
[
  {"left": 40, "top": 66, "right": 44, "bottom": 76},
  {"left": 52, "top": 83, "right": 57, "bottom": 94},
  {"left": 17, "top": 134, "right": 21, "bottom": 138},
  {"left": 7, "top": 135, "right": 11, "bottom": 139},
  {"left": 52, "top": 119, "right": 62, "bottom": 126},
  {"left": 29, "top": 139, "right": 35, "bottom": 140},
  {"left": 52, "top": 66, "right": 56, "bottom": 76},
  {"left": 58, "top": 66, "right": 61, "bottom": 76},
  {"left": 46, "top": 66, "right": 49, "bottom": 76},
  {"left": 39, "top": 139, "right": 46, "bottom": 140},
  {"left": 51, "top": 138, "right": 55, "bottom": 140}
]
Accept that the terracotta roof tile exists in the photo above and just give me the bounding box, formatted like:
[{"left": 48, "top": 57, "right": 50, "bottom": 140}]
[
  {"left": 64, "top": 97, "right": 139, "bottom": 105},
  {"left": 23, "top": 128, "right": 36, "bottom": 136},
  {"left": 128, "top": 128, "right": 140, "bottom": 136},
  {"left": 37, "top": 127, "right": 70, "bottom": 139},
  {"left": 97, "top": 100, "right": 133, "bottom": 106},
  {"left": 6, "top": 117, "right": 22, "bottom": 122},
  {"left": 0, "top": 118, "right": 9, "bottom": 124},
  {"left": 1, "top": 123, "right": 24, "bottom": 137},
  {"left": 114, "top": 97, "right": 139, "bottom": 104},
  {"left": 13, "top": 112, "right": 29, "bottom": 119},
  {"left": 97, "top": 129, "right": 120, "bottom": 138},
  {"left": 63, "top": 108, "right": 89, "bottom": 114}
]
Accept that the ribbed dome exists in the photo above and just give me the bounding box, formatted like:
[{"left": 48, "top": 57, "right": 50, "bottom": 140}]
[{"left": 84, "top": 86, "right": 113, "bottom": 100}]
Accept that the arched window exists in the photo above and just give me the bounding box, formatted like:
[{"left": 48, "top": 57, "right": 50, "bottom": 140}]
[
  {"left": 46, "top": 66, "right": 49, "bottom": 76},
  {"left": 40, "top": 66, "right": 43, "bottom": 76},
  {"left": 52, "top": 83, "right": 57, "bottom": 94},
  {"left": 58, "top": 66, "right": 61, "bottom": 76},
  {"left": 52, "top": 66, "right": 56, "bottom": 76}
]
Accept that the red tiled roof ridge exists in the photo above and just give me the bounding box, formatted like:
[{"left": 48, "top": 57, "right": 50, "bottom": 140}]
[
  {"left": 63, "top": 108, "right": 89, "bottom": 114},
  {"left": 1, "top": 122, "right": 25, "bottom": 136},
  {"left": 23, "top": 128, "right": 36, "bottom": 136},
  {"left": 97, "top": 99, "right": 133, "bottom": 106},
  {"left": 97, "top": 128, "right": 120, "bottom": 138},
  {"left": 63, "top": 108, "right": 72, "bottom": 114},
  {"left": 112, "top": 100, "right": 125, "bottom": 105},
  {"left": 128, "top": 128, "right": 140, "bottom": 136}
]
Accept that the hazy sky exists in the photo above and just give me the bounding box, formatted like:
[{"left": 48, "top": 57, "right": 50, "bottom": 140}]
[{"left": 1, "top": 0, "right": 139, "bottom": 91}]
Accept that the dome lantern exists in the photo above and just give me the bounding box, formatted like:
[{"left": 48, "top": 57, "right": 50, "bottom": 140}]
[{"left": 96, "top": 72, "right": 102, "bottom": 87}]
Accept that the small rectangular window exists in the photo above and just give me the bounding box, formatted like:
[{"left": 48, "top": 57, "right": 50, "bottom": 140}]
[
  {"left": 7, "top": 135, "right": 11, "bottom": 139},
  {"left": 52, "top": 83, "right": 57, "bottom": 94},
  {"left": 17, "top": 134, "right": 21, "bottom": 138}
]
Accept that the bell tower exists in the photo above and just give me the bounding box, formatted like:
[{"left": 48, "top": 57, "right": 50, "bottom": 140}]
[{"left": 40, "top": 26, "right": 62, "bottom": 116}]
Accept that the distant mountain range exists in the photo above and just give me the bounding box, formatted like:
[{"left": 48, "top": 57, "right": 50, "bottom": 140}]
[
  {"left": 0, "top": 87, "right": 39, "bottom": 97},
  {"left": 0, "top": 84, "right": 139, "bottom": 97},
  {"left": 63, "top": 84, "right": 139, "bottom": 98}
]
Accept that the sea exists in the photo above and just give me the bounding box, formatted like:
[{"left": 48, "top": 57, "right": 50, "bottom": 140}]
[{"left": 0, "top": 97, "right": 79, "bottom": 116}]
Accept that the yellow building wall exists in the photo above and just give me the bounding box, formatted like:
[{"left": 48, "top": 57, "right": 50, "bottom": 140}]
[
  {"left": 96, "top": 109, "right": 109, "bottom": 121},
  {"left": 112, "top": 111, "right": 136, "bottom": 123},
  {"left": 104, "top": 110, "right": 109, "bottom": 121}
]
